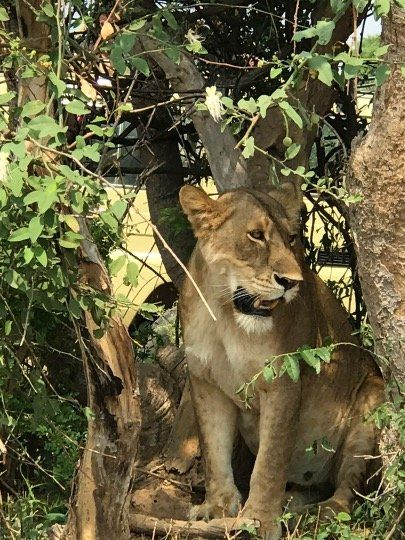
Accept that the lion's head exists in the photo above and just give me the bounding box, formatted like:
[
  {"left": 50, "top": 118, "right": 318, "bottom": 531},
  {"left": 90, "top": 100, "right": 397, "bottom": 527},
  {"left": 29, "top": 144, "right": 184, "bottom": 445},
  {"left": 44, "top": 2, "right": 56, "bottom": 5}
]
[{"left": 180, "top": 183, "right": 304, "bottom": 332}]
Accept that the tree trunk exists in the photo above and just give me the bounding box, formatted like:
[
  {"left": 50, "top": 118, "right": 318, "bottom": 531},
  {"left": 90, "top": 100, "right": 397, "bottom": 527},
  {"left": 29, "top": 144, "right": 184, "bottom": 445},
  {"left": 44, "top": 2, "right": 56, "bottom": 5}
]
[
  {"left": 63, "top": 223, "right": 141, "bottom": 540},
  {"left": 16, "top": 2, "right": 142, "bottom": 538},
  {"left": 348, "top": 5, "right": 405, "bottom": 387},
  {"left": 140, "top": 121, "right": 195, "bottom": 289}
]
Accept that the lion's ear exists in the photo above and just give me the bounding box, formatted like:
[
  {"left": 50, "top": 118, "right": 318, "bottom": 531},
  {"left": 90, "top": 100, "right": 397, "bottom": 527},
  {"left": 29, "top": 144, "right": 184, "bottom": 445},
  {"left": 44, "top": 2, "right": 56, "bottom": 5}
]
[
  {"left": 179, "top": 185, "right": 222, "bottom": 237},
  {"left": 268, "top": 181, "right": 302, "bottom": 229}
]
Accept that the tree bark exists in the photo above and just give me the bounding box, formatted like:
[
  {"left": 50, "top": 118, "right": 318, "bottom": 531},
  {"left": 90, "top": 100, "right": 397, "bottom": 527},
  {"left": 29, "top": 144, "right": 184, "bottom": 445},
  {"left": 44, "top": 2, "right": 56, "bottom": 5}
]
[
  {"left": 62, "top": 224, "right": 141, "bottom": 540},
  {"left": 139, "top": 120, "right": 196, "bottom": 289},
  {"left": 138, "top": 35, "right": 248, "bottom": 192},
  {"left": 348, "top": 5, "right": 405, "bottom": 387}
]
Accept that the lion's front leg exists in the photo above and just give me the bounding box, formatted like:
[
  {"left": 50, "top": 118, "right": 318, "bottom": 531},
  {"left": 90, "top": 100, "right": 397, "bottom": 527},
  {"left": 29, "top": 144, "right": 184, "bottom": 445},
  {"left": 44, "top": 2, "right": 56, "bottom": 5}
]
[
  {"left": 242, "top": 378, "right": 300, "bottom": 539},
  {"left": 189, "top": 373, "right": 242, "bottom": 521}
]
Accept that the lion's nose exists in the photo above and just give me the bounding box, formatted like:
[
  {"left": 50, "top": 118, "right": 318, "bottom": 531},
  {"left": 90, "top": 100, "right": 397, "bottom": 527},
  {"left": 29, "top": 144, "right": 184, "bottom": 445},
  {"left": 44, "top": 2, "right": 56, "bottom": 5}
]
[{"left": 274, "top": 274, "right": 300, "bottom": 290}]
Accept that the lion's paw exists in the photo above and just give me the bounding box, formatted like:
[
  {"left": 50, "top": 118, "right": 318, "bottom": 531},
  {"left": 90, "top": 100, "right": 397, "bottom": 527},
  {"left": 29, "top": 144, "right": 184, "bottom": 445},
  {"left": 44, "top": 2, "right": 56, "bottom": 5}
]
[
  {"left": 315, "top": 498, "right": 350, "bottom": 521},
  {"left": 189, "top": 487, "right": 241, "bottom": 521},
  {"left": 241, "top": 505, "right": 282, "bottom": 540}
]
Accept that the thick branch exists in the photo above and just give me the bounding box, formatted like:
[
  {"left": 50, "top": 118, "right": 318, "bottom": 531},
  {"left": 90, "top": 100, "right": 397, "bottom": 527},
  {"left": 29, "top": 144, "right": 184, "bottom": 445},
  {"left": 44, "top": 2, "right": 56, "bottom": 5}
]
[{"left": 138, "top": 35, "right": 248, "bottom": 191}]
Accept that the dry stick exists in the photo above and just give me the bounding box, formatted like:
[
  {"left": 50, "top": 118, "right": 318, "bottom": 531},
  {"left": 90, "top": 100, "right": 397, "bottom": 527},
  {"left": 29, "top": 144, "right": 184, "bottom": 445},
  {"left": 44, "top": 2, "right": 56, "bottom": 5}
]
[
  {"left": 292, "top": 0, "right": 300, "bottom": 55},
  {"left": 234, "top": 113, "right": 260, "bottom": 150},
  {"left": 144, "top": 214, "right": 217, "bottom": 322},
  {"left": 385, "top": 507, "right": 405, "bottom": 540},
  {"left": 129, "top": 513, "right": 259, "bottom": 539}
]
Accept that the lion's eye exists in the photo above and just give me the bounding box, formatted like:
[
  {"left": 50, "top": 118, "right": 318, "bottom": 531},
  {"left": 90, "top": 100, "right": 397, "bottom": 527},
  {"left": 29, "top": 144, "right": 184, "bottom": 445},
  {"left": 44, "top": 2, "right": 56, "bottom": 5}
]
[
  {"left": 288, "top": 234, "right": 297, "bottom": 245},
  {"left": 248, "top": 230, "right": 265, "bottom": 241}
]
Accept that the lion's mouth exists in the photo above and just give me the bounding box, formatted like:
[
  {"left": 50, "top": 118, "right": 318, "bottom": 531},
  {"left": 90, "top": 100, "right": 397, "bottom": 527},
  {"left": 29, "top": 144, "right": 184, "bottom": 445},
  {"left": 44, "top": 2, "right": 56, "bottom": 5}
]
[{"left": 232, "top": 286, "right": 282, "bottom": 317}]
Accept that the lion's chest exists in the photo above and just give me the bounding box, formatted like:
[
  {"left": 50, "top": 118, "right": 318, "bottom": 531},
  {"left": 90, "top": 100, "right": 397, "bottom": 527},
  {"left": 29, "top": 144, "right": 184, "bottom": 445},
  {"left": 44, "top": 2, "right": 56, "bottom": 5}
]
[{"left": 186, "top": 317, "right": 278, "bottom": 407}]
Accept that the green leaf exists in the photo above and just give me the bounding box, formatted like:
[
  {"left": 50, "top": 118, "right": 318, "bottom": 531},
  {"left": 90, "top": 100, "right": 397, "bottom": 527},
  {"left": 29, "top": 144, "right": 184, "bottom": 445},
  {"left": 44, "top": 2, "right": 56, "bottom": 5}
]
[
  {"left": 63, "top": 214, "right": 80, "bottom": 232},
  {"left": 257, "top": 95, "right": 273, "bottom": 118},
  {"left": 9, "top": 227, "right": 30, "bottom": 242},
  {"left": 131, "top": 57, "right": 150, "bottom": 76},
  {"left": 33, "top": 245, "right": 47, "bottom": 267},
  {"left": 100, "top": 210, "right": 118, "bottom": 231},
  {"left": 38, "top": 188, "right": 58, "bottom": 214},
  {"left": 301, "top": 349, "right": 321, "bottom": 374},
  {"left": 2, "top": 141, "right": 26, "bottom": 159},
  {"left": 59, "top": 231, "right": 83, "bottom": 249},
  {"left": 28, "top": 216, "right": 43, "bottom": 242},
  {"left": 395, "top": 0, "right": 405, "bottom": 6},
  {"left": 278, "top": 101, "right": 303, "bottom": 128},
  {"left": 28, "top": 115, "right": 67, "bottom": 138},
  {"left": 109, "top": 254, "right": 126, "bottom": 275},
  {"left": 270, "top": 66, "right": 282, "bottom": 78},
  {"left": 315, "top": 20, "right": 335, "bottom": 45},
  {"left": 126, "top": 261, "right": 139, "bottom": 286},
  {"left": 330, "top": 0, "right": 350, "bottom": 13},
  {"left": 294, "top": 19, "right": 335, "bottom": 44},
  {"left": 5, "top": 320, "right": 12, "bottom": 336},
  {"left": 221, "top": 96, "right": 234, "bottom": 109},
  {"left": 68, "top": 297, "right": 82, "bottom": 319},
  {"left": 8, "top": 168, "right": 24, "bottom": 196},
  {"left": 353, "top": 0, "right": 368, "bottom": 11},
  {"left": 65, "top": 100, "right": 90, "bottom": 115},
  {"left": 24, "top": 246, "right": 34, "bottom": 264},
  {"left": 82, "top": 145, "right": 101, "bottom": 162},
  {"left": 263, "top": 364, "right": 276, "bottom": 384},
  {"left": 48, "top": 72, "right": 66, "bottom": 98},
  {"left": 42, "top": 3, "right": 55, "bottom": 17},
  {"left": 293, "top": 26, "right": 317, "bottom": 43},
  {"left": 270, "top": 88, "right": 287, "bottom": 101},
  {"left": 242, "top": 136, "right": 255, "bottom": 158},
  {"left": 129, "top": 18, "right": 146, "bottom": 31},
  {"left": 374, "top": 0, "right": 391, "bottom": 17},
  {"left": 4, "top": 269, "right": 24, "bottom": 289},
  {"left": 110, "top": 199, "right": 127, "bottom": 221},
  {"left": 110, "top": 46, "right": 127, "bottom": 75},
  {"left": 21, "top": 100, "right": 46, "bottom": 118},
  {"left": 162, "top": 10, "right": 178, "bottom": 29},
  {"left": 119, "top": 32, "right": 136, "bottom": 53},
  {"left": 238, "top": 98, "right": 257, "bottom": 114},
  {"left": 283, "top": 355, "right": 300, "bottom": 382},
  {"left": 316, "top": 346, "right": 333, "bottom": 363},
  {"left": 87, "top": 124, "right": 104, "bottom": 137},
  {"left": 0, "top": 91, "right": 15, "bottom": 105},
  {"left": 374, "top": 44, "right": 390, "bottom": 57},
  {"left": 375, "top": 64, "right": 391, "bottom": 86},
  {"left": 0, "top": 7, "right": 10, "bottom": 21},
  {"left": 140, "top": 302, "right": 160, "bottom": 313},
  {"left": 308, "top": 56, "right": 334, "bottom": 86},
  {"left": 93, "top": 328, "right": 105, "bottom": 339},
  {"left": 336, "top": 512, "right": 351, "bottom": 522},
  {"left": 285, "top": 143, "right": 301, "bottom": 160}
]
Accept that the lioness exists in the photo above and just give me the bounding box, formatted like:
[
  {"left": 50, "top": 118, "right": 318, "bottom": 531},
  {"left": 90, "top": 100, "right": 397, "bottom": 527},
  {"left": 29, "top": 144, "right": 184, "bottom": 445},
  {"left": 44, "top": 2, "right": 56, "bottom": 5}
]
[{"left": 179, "top": 184, "right": 384, "bottom": 539}]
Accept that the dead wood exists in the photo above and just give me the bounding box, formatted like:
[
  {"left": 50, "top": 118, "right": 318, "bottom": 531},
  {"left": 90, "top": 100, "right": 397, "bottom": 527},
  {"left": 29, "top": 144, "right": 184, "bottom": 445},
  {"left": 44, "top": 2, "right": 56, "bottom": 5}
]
[
  {"left": 62, "top": 222, "right": 141, "bottom": 540},
  {"left": 129, "top": 513, "right": 259, "bottom": 539}
]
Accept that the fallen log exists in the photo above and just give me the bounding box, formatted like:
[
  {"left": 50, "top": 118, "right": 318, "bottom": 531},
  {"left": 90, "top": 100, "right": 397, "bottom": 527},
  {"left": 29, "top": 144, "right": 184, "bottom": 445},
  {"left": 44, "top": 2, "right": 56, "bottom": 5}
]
[{"left": 129, "top": 513, "right": 259, "bottom": 538}]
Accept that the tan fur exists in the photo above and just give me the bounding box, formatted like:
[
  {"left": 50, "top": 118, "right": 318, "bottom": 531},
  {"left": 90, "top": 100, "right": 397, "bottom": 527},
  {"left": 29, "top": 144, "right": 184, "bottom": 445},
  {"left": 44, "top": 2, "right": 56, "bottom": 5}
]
[{"left": 179, "top": 185, "right": 384, "bottom": 539}]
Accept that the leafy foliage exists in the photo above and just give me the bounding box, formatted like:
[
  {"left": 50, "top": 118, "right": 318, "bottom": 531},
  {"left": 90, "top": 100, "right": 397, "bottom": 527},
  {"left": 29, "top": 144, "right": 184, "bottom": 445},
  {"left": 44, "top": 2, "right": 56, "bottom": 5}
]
[{"left": 0, "top": 0, "right": 403, "bottom": 537}]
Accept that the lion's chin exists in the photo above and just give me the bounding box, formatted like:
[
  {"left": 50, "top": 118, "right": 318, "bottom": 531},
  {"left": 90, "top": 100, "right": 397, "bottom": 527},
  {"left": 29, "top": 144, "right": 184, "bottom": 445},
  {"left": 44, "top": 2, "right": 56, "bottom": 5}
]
[{"left": 234, "top": 312, "right": 274, "bottom": 334}]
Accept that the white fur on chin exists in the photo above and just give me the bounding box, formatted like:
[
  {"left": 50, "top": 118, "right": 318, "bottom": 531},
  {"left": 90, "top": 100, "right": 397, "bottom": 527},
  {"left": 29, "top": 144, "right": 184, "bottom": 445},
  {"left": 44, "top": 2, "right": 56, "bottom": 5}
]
[{"left": 235, "top": 312, "right": 274, "bottom": 334}]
